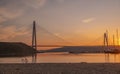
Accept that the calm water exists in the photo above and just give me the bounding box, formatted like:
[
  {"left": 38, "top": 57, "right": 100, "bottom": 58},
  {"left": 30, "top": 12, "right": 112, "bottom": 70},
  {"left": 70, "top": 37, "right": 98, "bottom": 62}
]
[
  {"left": 0, "top": 53, "right": 120, "bottom": 63},
  {"left": 0, "top": 47, "right": 120, "bottom": 63}
]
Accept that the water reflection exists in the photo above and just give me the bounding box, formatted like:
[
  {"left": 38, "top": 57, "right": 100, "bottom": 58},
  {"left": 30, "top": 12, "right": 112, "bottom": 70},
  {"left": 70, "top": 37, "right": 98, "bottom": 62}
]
[{"left": 0, "top": 53, "right": 120, "bottom": 63}]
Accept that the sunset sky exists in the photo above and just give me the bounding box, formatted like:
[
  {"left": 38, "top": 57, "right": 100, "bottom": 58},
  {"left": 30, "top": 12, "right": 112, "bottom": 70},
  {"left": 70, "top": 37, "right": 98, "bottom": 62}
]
[{"left": 0, "top": 0, "right": 120, "bottom": 46}]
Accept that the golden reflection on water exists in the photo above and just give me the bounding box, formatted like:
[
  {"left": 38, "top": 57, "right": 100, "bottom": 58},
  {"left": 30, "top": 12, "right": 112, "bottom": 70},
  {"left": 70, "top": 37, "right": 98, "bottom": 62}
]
[
  {"left": 36, "top": 53, "right": 120, "bottom": 63},
  {"left": 0, "top": 53, "right": 120, "bottom": 63}
]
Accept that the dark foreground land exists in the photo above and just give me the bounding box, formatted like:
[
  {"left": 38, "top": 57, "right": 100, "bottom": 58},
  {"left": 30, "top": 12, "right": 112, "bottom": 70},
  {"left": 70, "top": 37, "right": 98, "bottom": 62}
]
[
  {"left": 0, "top": 42, "right": 35, "bottom": 57},
  {"left": 0, "top": 63, "right": 120, "bottom": 74}
]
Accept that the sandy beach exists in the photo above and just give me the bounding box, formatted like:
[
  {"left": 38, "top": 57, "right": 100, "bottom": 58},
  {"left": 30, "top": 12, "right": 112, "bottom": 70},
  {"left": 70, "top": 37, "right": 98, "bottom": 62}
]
[{"left": 0, "top": 63, "right": 120, "bottom": 74}]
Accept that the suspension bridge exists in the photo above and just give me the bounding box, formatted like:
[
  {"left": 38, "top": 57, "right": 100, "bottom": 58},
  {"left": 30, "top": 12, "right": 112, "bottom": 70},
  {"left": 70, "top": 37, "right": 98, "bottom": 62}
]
[
  {"left": 0, "top": 21, "right": 119, "bottom": 63},
  {"left": 30, "top": 21, "right": 102, "bottom": 63},
  {"left": 31, "top": 21, "right": 120, "bottom": 49},
  {"left": 31, "top": 21, "right": 105, "bottom": 48},
  {"left": 30, "top": 21, "right": 119, "bottom": 63}
]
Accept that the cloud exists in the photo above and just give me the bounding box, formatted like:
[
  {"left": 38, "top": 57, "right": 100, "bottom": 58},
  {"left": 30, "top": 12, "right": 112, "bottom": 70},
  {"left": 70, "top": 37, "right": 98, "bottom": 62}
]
[
  {"left": 24, "top": 0, "right": 47, "bottom": 8},
  {"left": 82, "top": 18, "right": 95, "bottom": 23},
  {"left": 0, "top": 0, "right": 47, "bottom": 23},
  {"left": 0, "top": 16, "right": 6, "bottom": 23},
  {"left": 0, "top": 0, "right": 47, "bottom": 9},
  {"left": 0, "top": 26, "right": 16, "bottom": 40},
  {"left": 0, "top": 2, "right": 24, "bottom": 23},
  {"left": 0, "top": 8, "right": 23, "bottom": 20},
  {"left": 57, "top": 0, "right": 65, "bottom": 3},
  {"left": 0, "top": 25, "right": 30, "bottom": 41},
  {"left": 54, "top": 33, "right": 61, "bottom": 36}
]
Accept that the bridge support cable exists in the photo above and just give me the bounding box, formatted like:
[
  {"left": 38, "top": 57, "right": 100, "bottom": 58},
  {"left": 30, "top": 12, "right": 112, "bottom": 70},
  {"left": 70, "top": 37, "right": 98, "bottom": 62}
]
[
  {"left": 86, "top": 35, "right": 103, "bottom": 46},
  {"left": 37, "top": 25, "right": 73, "bottom": 46}
]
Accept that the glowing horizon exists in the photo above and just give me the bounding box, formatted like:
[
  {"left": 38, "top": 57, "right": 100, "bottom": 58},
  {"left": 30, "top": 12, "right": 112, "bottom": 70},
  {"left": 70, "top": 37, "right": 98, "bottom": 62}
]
[{"left": 0, "top": 0, "right": 120, "bottom": 46}]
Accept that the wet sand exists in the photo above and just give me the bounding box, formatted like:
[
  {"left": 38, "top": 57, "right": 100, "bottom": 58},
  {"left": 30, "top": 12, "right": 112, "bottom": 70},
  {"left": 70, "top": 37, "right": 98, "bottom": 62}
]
[{"left": 0, "top": 63, "right": 120, "bottom": 74}]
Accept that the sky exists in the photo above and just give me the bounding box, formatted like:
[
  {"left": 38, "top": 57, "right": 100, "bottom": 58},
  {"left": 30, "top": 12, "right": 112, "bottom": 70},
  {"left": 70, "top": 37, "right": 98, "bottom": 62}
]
[{"left": 0, "top": 0, "right": 120, "bottom": 46}]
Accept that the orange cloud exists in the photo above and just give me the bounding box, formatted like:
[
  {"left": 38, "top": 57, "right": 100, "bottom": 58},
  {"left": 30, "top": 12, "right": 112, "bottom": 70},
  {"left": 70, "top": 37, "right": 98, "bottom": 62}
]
[
  {"left": 0, "top": 25, "right": 30, "bottom": 41},
  {"left": 0, "top": 16, "right": 6, "bottom": 23},
  {"left": 0, "top": 7, "right": 24, "bottom": 23}
]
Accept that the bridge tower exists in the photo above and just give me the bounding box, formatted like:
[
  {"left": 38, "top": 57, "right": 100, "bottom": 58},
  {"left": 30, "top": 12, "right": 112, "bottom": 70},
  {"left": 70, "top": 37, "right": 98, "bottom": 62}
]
[
  {"left": 104, "top": 30, "right": 110, "bottom": 62},
  {"left": 32, "top": 21, "right": 37, "bottom": 63},
  {"left": 113, "top": 35, "right": 115, "bottom": 46},
  {"left": 116, "top": 29, "right": 119, "bottom": 46},
  {"left": 104, "top": 31, "right": 109, "bottom": 50}
]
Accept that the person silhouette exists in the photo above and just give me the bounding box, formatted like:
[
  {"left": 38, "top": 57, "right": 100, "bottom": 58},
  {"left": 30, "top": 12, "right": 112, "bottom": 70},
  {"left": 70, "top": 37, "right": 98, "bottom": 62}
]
[{"left": 24, "top": 58, "right": 28, "bottom": 63}]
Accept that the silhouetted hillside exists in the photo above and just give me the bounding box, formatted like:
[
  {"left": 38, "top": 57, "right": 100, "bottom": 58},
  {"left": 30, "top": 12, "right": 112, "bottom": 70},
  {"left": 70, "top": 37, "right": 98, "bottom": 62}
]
[
  {"left": 0, "top": 42, "right": 35, "bottom": 57},
  {"left": 44, "top": 46, "right": 120, "bottom": 53}
]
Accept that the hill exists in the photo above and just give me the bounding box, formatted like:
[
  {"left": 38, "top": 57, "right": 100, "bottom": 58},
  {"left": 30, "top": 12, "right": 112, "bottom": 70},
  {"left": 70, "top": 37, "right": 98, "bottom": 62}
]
[
  {"left": 44, "top": 46, "right": 120, "bottom": 53},
  {"left": 0, "top": 42, "right": 35, "bottom": 57}
]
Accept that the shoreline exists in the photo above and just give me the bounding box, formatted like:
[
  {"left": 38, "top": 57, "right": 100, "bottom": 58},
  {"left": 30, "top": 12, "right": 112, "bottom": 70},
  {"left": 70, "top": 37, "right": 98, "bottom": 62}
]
[{"left": 0, "top": 63, "right": 120, "bottom": 74}]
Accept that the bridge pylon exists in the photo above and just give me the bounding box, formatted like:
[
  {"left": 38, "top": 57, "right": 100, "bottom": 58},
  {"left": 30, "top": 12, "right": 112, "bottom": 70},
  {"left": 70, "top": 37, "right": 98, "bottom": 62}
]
[
  {"left": 104, "top": 31, "right": 109, "bottom": 49},
  {"left": 32, "top": 21, "right": 37, "bottom": 63}
]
